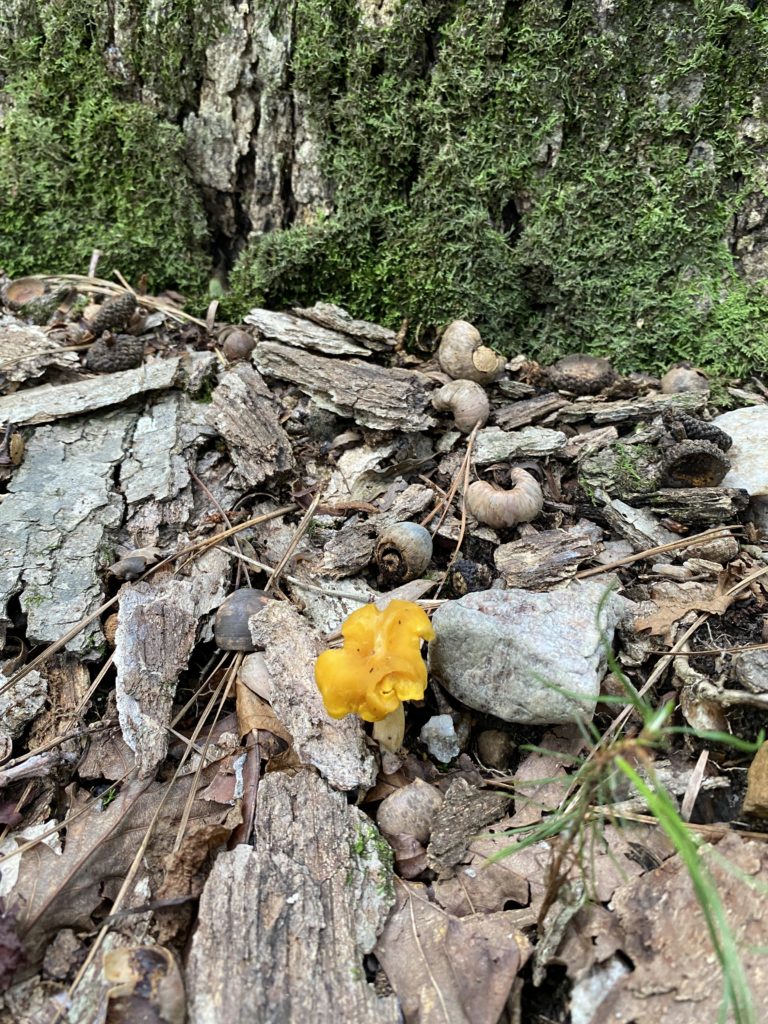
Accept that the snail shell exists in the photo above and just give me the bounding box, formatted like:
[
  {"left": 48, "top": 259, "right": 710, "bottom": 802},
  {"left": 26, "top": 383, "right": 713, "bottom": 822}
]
[
  {"left": 214, "top": 588, "right": 271, "bottom": 651},
  {"left": 437, "top": 321, "right": 505, "bottom": 385},
  {"left": 465, "top": 468, "right": 544, "bottom": 529},
  {"left": 432, "top": 379, "right": 490, "bottom": 433},
  {"left": 375, "top": 522, "right": 433, "bottom": 585}
]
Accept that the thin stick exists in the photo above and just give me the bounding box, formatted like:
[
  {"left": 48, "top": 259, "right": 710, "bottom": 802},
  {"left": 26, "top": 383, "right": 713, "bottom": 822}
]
[{"left": 264, "top": 490, "right": 323, "bottom": 595}]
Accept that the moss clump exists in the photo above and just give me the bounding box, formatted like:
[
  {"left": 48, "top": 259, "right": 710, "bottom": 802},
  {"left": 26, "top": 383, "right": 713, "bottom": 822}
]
[
  {"left": 228, "top": 0, "right": 768, "bottom": 375},
  {"left": 0, "top": 2, "right": 211, "bottom": 294}
]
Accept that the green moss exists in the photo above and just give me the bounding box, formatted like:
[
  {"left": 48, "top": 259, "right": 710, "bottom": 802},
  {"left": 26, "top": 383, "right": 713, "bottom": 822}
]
[
  {"left": 0, "top": 2, "right": 213, "bottom": 294},
  {"left": 227, "top": 0, "right": 768, "bottom": 374}
]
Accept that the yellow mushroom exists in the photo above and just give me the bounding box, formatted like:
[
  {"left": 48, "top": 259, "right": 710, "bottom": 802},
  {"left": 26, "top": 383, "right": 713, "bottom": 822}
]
[{"left": 315, "top": 600, "right": 434, "bottom": 724}]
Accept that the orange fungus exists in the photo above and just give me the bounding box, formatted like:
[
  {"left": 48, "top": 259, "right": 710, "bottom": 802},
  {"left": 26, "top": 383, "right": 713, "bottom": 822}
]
[{"left": 314, "top": 600, "right": 435, "bottom": 722}]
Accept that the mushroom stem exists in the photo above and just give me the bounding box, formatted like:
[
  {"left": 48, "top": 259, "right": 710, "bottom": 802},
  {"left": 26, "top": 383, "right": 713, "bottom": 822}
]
[{"left": 372, "top": 703, "right": 406, "bottom": 753}]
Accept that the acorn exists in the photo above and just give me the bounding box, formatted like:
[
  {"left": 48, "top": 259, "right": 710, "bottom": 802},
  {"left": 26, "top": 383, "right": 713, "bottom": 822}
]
[
  {"left": 220, "top": 327, "right": 255, "bottom": 362},
  {"left": 660, "top": 363, "right": 709, "bottom": 395},
  {"left": 375, "top": 522, "right": 433, "bottom": 585},
  {"left": 547, "top": 354, "right": 616, "bottom": 395},
  {"left": 1, "top": 276, "right": 46, "bottom": 311},
  {"left": 87, "top": 291, "right": 138, "bottom": 337},
  {"left": 214, "top": 589, "right": 271, "bottom": 651}
]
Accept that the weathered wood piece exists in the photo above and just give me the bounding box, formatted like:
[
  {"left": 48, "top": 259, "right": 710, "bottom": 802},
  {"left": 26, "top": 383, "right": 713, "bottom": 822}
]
[
  {"left": 207, "top": 364, "right": 294, "bottom": 485},
  {"left": 494, "top": 524, "right": 602, "bottom": 589},
  {"left": 556, "top": 391, "right": 706, "bottom": 425},
  {"left": 186, "top": 770, "right": 399, "bottom": 1024},
  {"left": 493, "top": 393, "right": 569, "bottom": 430},
  {"left": 0, "top": 317, "right": 80, "bottom": 383},
  {"left": 255, "top": 341, "right": 436, "bottom": 431},
  {"left": 320, "top": 519, "right": 378, "bottom": 578},
  {"left": 0, "top": 358, "right": 183, "bottom": 426},
  {"left": 473, "top": 425, "right": 567, "bottom": 465},
  {"left": 248, "top": 601, "right": 377, "bottom": 790},
  {"left": 293, "top": 302, "right": 396, "bottom": 351},
  {"left": 114, "top": 551, "right": 228, "bottom": 776},
  {"left": 626, "top": 487, "right": 750, "bottom": 525},
  {"left": 0, "top": 411, "right": 136, "bottom": 653},
  {"left": 245, "top": 307, "right": 372, "bottom": 356}
]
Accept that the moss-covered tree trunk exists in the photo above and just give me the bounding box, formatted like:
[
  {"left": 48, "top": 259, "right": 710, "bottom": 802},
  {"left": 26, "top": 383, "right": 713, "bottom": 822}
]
[{"left": 1, "top": 0, "right": 767, "bottom": 373}]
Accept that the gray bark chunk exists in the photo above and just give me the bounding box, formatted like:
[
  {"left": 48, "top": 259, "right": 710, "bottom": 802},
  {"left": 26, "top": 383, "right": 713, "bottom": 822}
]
[
  {"left": 120, "top": 392, "right": 213, "bottom": 505},
  {"left": 0, "top": 358, "right": 181, "bottom": 426},
  {"left": 429, "top": 584, "right": 629, "bottom": 724},
  {"left": 186, "top": 770, "right": 398, "bottom": 1024},
  {"left": 556, "top": 391, "right": 706, "bottom": 425},
  {"left": 0, "top": 317, "right": 79, "bottom": 383},
  {"left": 255, "top": 341, "right": 436, "bottom": 431},
  {"left": 0, "top": 666, "right": 46, "bottom": 741},
  {"left": 493, "top": 393, "right": 570, "bottom": 430},
  {"left": 473, "top": 425, "right": 567, "bottom": 465},
  {"left": 494, "top": 524, "right": 602, "bottom": 588},
  {"left": 292, "top": 303, "right": 396, "bottom": 351},
  {"left": 427, "top": 778, "right": 511, "bottom": 876},
  {"left": 245, "top": 307, "right": 373, "bottom": 356},
  {"left": 248, "top": 601, "right": 377, "bottom": 791},
  {"left": 207, "top": 363, "right": 294, "bottom": 486},
  {"left": 0, "top": 412, "right": 135, "bottom": 653},
  {"left": 114, "top": 552, "right": 229, "bottom": 777}
]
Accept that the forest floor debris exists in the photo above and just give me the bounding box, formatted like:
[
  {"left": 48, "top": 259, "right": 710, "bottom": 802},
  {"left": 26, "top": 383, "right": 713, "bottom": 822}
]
[{"left": 1, "top": 272, "right": 768, "bottom": 1022}]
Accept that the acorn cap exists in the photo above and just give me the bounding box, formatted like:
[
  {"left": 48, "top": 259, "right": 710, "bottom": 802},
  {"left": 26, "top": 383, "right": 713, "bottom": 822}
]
[{"left": 548, "top": 354, "right": 616, "bottom": 395}]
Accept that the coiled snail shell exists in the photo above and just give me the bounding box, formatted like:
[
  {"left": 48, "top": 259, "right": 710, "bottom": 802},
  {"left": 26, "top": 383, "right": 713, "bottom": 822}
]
[
  {"left": 465, "top": 468, "right": 544, "bottom": 529},
  {"left": 214, "top": 588, "right": 271, "bottom": 651}
]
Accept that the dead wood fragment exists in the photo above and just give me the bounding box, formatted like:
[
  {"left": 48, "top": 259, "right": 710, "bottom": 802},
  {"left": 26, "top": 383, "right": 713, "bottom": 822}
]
[
  {"left": 626, "top": 486, "right": 750, "bottom": 525},
  {"left": 493, "top": 393, "right": 570, "bottom": 429},
  {"left": 245, "top": 307, "right": 373, "bottom": 356},
  {"left": 207, "top": 364, "right": 295, "bottom": 485},
  {"left": 114, "top": 553, "right": 229, "bottom": 777},
  {"left": 427, "top": 778, "right": 510, "bottom": 876},
  {"left": 255, "top": 341, "right": 436, "bottom": 431},
  {"left": 248, "top": 600, "right": 377, "bottom": 790},
  {"left": 556, "top": 390, "right": 707, "bottom": 425},
  {"left": 0, "top": 318, "right": 80, "bottom": 383},
  {"left": 494, "top": 523, "right": 602, "bottom": 588},
  {"left": 186, "top": 770, "right": 398, "bottom": 1024},
  {"left": 292, "top": 302, "right": 396, "bottom": 351}
]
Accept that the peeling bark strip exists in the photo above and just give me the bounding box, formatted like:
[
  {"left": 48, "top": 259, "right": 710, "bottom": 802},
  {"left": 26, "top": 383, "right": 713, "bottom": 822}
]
[
  {"left": 0, "top": 358, "right": 181, "bottom": 426},
  {"left": 0, "top": 412, "right": 135, "bottom": 654},
  {"left": 207, "top": 363, "right": 294, "bottom": 486},
  {"left": 186, "top": 770, "right": 399, "bottom": 1024},
  {"left": 292, "top": 303, "right": 396, "bottom": 351},
  {"left": 245, "top": 308, "right": 374, "bottom": 357},
  {"left": 255, "top": 341, "right": 436, "bottom": 431}
]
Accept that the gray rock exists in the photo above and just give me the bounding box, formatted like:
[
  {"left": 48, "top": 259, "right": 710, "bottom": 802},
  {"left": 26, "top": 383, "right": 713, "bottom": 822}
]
[
  {"left": 429, "top": 583, "right": 629, "bottom": 725},
  {"left": 419, "top": 715, "right": 461, "bottom": 763},
  {"left": 713, "top": 406, "right": 768, "bottom": 496}
]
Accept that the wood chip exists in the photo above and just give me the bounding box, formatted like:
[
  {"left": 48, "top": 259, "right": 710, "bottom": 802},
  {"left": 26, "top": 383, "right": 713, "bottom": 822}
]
[
  {"left": 473, "top": 425, "right": 567, "bottom": 465},
  {"left": 494, "top": 524, "right": 602, "bottom": 588},
  {"left": 292, "top": 302, "right": 396, "bottom": 351}
]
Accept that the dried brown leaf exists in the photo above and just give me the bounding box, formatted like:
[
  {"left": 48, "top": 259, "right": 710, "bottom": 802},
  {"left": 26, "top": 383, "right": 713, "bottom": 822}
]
[
  {"left": 375, "top": 881, "right": 528, "bottom": 1024},
  {"left": 636, "top": 576, "right": 737, "bottom": 638}
]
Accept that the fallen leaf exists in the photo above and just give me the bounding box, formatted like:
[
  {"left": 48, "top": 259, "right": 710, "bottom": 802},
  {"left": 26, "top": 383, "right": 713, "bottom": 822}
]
[
  {"left": 375, "top": 880, "right": 528, "bottom": 1024},
  {"left": 636, "top": 576, "right": 737, "bottom": 638}
]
